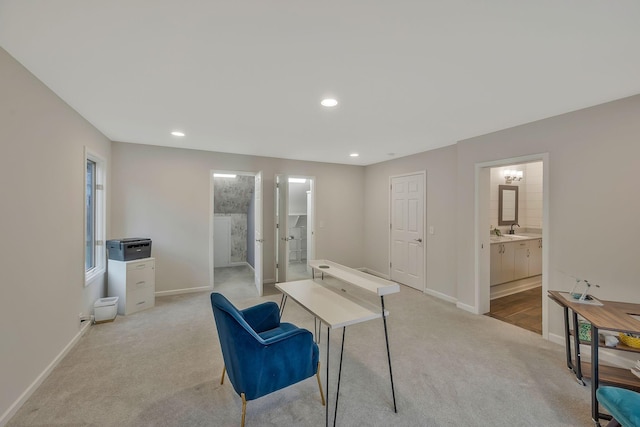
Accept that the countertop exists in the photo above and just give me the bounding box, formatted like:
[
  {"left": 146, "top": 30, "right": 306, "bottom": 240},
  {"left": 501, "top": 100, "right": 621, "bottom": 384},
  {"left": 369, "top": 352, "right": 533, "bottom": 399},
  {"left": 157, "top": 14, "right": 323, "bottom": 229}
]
[{"left": 490, "top": 233, "right": 542, "bottom": 243}]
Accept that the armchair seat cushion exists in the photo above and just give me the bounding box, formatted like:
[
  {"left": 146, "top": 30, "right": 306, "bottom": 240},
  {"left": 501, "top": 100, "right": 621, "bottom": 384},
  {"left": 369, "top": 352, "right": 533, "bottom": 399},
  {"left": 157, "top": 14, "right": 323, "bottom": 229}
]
[
  {"left": 259, "top": 322, "right": 298, "bottom": 340},
  {"left": 596, "top": 386, "right": 640, "bottom": 427}
]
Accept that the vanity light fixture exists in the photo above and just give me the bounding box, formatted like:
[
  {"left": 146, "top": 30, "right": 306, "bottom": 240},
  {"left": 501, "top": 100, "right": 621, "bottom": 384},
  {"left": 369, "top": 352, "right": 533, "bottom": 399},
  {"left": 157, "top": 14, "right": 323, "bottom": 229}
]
[
  {"left": 171, "top": 131, "right": 185, "bottom": 137},
  {"left": 350, "top": 153, "right": 359, "bottom": 157},
  {"left": 503, "top": 169, "right": 523, "bottom": 184},
  {"left": 214, "top": 173, "right": 237, "bottom": 178},
  {"left": 321, "top": 98, "right": 338, "bottom": 107}
]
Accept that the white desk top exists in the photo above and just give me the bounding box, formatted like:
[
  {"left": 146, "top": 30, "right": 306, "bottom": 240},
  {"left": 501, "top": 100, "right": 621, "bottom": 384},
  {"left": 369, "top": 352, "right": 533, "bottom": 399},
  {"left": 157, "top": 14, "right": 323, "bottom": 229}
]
[
  {"left": 309, "top": 260, "right": 400, "bottom": 296},
  {"left": 276, "top": 279, "right": 383, "bottom": 329}
]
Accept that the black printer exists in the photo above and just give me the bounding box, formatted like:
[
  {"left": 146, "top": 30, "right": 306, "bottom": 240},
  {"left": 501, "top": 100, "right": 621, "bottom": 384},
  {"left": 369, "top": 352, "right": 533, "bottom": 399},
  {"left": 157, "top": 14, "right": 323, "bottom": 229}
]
[{"left": 106, "top": 238, "right": 152, "bottom": 261}]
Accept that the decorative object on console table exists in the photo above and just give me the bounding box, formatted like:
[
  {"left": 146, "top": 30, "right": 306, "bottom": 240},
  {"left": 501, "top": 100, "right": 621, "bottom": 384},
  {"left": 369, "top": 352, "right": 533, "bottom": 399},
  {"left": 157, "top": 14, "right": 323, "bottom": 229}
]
[{"left": 108, "top": 257, "right": 155, "bottom": 315}]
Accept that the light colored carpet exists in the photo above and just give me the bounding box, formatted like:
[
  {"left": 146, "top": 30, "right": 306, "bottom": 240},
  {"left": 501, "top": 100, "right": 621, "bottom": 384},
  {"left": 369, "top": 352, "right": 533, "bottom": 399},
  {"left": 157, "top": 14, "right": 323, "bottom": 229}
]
[{"left": 7, "top": 274, "right": 594, "bottom": 426}]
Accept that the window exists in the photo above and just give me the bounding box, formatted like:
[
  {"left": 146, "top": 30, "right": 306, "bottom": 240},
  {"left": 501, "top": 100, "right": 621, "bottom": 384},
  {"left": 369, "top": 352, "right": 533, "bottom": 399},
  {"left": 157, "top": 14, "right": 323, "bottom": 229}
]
[{"left": 85, "top": 149, "right": 105, "bottom": 285}]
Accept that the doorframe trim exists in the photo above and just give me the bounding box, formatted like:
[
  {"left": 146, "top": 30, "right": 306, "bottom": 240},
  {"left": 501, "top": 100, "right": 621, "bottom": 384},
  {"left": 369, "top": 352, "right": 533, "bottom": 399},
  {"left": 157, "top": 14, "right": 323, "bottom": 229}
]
[
  {"left": 388, "top": 170, "right": 427, "bottom": 292},
  {"left": 474, "top": 153, "right": 550, "bottom": 339}
]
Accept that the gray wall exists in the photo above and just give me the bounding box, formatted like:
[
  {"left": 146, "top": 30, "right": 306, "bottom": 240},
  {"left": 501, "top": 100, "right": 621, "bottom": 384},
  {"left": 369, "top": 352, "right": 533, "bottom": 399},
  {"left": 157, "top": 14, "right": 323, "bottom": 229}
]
[
  {"left": 0, "top": 47, "right": 111, "bottom": 419},
  {"left": 455, "top": 94, "right": 640, "bottom": 336},
  {"left": 363, "top": 145, "right": 458, "bottom": 300},
  {"left": 110, "top": 142, "right": 365, "bottom": 292}
]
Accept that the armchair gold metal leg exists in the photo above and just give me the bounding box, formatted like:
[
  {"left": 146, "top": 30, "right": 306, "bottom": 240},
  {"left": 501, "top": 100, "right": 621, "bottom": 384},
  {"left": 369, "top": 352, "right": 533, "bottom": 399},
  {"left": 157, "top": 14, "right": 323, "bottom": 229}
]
[
  {"left": 221, "top": 366, "right": 226, "bottom": 385},
  {"left": 241, "top": 393, "right": 247, "bottom": 427},
  {"left": 316, "top": 362, "right": 326, "bottom": 406}
]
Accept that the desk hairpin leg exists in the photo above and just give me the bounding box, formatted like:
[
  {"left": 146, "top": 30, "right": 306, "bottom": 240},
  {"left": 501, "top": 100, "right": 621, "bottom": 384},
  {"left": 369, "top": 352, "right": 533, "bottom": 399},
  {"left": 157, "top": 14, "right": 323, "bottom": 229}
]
[
  {"left": 279, "top": 294, "right": 288, "bottom": 318},
  {"left": 333, "top": 328, "right": 346, "bottom": 427},
  {"left": 326, "top": 326, "right": 330, "bottom": 427},
  {"left": 381, "top": 295, "right": 398, "bottom": 413}
]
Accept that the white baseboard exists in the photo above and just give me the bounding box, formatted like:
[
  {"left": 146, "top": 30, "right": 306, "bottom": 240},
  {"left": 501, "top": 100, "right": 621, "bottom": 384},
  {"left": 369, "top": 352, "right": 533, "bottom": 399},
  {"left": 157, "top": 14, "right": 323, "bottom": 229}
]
[
  {"left": 155, "top": 285, "right": 212, "bottom": 297},
  {"left": 548, "top": 332, "right": 637, "bottom": 369},
  {"left": 425, "top": 288, "right": 457, "bottom": 304},
  {"left": 1, "top": 322, "right": 91, "bottom": 427},
  {"left": 456, "top": 301, "right": 477, "bottom": 314},
  {"left": 490, "top": 276, "right": 541, "bottom": 300}
]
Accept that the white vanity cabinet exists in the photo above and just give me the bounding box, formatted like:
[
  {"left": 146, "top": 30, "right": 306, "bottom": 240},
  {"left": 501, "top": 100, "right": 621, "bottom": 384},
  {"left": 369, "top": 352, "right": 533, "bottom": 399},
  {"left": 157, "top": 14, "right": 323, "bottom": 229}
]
[
  {"left": 108, "top": 257, "right": 155, "bottom": 315},
  {"left": 528, "top": 239, "right": 542, "bottom": 276},
  {"left": 491, "top": 237, "right": 542, "bottom": 286},
  {"left": 490, "top": 242, "right": 515, "bottom": 285}
]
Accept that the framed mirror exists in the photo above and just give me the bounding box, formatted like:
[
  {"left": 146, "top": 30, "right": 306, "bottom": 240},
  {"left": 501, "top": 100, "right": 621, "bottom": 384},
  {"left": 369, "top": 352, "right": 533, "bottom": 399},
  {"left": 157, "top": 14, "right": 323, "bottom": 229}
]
[{"left": 498, "top": 185, "right": 518, "bottom": 225}]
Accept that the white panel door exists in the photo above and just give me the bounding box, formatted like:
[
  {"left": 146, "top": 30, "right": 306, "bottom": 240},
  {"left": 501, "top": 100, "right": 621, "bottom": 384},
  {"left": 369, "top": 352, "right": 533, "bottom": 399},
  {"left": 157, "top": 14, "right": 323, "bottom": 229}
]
[
  {"left": 254, "top": 171, "right": 263, "bottom": 295},
  {"left": 390, "top": 174, "right": 424, "bottom": 290}
]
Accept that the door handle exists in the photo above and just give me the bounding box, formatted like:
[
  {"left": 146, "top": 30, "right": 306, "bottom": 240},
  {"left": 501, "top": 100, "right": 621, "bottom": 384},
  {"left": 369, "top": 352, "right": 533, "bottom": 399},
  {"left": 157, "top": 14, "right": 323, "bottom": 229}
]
[
  {"left": 414, "top": 238, "right": 423, "bottom": 243},
  {"left": 255, "top": 239, "right": 264, "bottom": 243}
]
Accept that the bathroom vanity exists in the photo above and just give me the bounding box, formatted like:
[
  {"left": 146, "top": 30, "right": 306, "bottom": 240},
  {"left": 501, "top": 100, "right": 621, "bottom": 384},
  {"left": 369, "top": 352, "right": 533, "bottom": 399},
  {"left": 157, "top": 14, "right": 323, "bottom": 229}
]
[{"left": 490, "top": 234, "right": 542, "bottom": 286}]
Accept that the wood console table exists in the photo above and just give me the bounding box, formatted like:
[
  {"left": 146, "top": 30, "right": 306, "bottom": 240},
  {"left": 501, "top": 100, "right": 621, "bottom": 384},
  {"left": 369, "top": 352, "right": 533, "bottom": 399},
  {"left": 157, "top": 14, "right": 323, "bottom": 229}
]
[
  {"left": 548, "top": 290, "right": 640, "bottom": 425},
  {"left": 277, "top": 260, "right": 400, "bottom": 427}
]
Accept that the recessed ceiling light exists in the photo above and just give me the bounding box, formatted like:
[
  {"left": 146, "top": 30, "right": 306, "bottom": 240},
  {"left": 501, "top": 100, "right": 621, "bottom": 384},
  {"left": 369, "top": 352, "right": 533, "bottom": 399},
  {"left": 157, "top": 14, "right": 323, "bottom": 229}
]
[
  {"left": 171, "top": 131, "right": 185, "bottom": 137},
  {"left": 350, "top": 153, "right": 359, "bottom": 157},
  {"left": 321, "top": 98, "right": 338, "bottom": 107}
]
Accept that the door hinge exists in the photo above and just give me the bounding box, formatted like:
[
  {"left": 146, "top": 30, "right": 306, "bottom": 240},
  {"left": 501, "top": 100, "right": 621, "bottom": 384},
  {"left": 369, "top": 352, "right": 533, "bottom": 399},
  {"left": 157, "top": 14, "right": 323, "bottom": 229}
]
[
  {"left": 276, "top": 223, "right": 279, "bottom": 229},
  {"left": 390, "top": 223, "right": 392, "bottom": 230},
  {"left": 96, "top": 184, "right": 104, "bottom": 190},
  {"left": 390, "top": 262, "right": 392, "bottom": 268},
  {"left": 276, "top": 263, "right": 279, "bottom": 269},
  {"left": 96, "top": 240, "right": 103, "bottom": 246}
]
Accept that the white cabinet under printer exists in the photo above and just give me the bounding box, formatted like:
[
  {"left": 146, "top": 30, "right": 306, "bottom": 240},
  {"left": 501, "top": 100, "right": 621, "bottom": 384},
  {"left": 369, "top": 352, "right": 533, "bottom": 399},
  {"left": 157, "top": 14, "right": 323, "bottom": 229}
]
[{"left": 108, "top": 257, "right": 155, "bottom": 315}]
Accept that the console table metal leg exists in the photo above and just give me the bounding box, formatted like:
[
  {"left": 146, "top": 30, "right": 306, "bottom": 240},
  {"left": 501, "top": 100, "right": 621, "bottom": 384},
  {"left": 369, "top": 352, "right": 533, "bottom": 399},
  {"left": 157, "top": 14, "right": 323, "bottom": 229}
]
[
  {"left": 562, "top": 307, "right": 572, "bottom": 370},
  {"left": 333, "top": 328, "right": 346, "bottom": 427},
  {"left": 572, "top": 311, "right": 585, "bottom": 385},
  {"left": 591, "top": 325, "right": 600, "bottom": 424},
  {"left": 381, "top": 296, "right": 398, "bottom": 413}
]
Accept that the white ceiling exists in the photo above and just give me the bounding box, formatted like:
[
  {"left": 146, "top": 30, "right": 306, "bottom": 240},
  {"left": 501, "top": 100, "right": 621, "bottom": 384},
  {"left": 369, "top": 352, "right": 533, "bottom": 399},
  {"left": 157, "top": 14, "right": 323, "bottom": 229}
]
[{"left": 1, "top": 1, "right": 640, "bottom": 165}]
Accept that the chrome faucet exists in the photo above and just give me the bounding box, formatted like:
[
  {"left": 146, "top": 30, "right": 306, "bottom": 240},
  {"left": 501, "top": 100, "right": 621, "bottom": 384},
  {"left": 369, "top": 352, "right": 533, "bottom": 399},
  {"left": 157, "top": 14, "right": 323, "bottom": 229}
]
[{"left": 508, "top": 223, "right": 520, "bottom": 234}]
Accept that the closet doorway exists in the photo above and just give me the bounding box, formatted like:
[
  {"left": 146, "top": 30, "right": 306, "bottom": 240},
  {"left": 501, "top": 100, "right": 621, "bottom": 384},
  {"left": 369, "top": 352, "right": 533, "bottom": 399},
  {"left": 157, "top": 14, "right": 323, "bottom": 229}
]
[
  {"left": 275, "top": 175, "right": 315, "bottom": 283},
  {"left": 211, "top": 171, "right": 264, "bottom": 296}
]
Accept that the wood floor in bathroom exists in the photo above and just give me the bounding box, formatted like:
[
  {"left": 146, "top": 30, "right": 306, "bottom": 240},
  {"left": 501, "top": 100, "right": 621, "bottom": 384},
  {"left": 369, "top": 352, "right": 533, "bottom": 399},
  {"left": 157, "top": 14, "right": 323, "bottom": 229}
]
[{"left": 487, "top": 286, "right": 542, "bottom": 334}]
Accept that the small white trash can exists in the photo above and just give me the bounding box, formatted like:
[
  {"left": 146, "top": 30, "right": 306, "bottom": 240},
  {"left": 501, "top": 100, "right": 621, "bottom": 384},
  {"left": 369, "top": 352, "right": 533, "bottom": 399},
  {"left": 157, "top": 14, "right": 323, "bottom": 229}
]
[{"left": 94, "top": 297, "right": 119, "bottom": 323}]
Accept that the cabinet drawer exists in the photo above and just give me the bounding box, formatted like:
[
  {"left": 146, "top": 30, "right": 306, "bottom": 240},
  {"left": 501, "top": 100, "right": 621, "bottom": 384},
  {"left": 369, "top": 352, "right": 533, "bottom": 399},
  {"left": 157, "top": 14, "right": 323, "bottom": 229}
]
[
  {"left": 126, "top": 267, "right": 154, "bottom": 290},
  {"left": 126, "top": 287, "right": 155, "bottom": 315},
  {"left": 126, "top": 259, "right": 154, "bottom": 271}
]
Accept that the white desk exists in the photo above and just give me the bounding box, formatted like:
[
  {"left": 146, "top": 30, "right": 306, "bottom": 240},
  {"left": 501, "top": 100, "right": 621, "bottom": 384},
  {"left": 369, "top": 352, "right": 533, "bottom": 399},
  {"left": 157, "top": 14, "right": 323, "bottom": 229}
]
[{"left": 276, "top": 261, "right": 399, "bottom": 427}]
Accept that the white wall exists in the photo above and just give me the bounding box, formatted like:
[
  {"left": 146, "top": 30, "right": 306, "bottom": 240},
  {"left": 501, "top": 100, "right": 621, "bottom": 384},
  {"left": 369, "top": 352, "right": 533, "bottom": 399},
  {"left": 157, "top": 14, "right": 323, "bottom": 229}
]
[
  {"left": 0, "top": 47, "right": 111, "bottom": 422},
  {"left": 110, "top": 142, "right": 365, "bottom": 291}
]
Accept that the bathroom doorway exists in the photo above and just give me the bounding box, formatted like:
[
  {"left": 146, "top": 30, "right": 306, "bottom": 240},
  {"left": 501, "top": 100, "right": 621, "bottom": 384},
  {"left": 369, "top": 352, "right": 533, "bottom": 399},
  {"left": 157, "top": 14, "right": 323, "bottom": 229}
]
[{"left": 476, "top": 155, "right": 549, "bottom": 337}]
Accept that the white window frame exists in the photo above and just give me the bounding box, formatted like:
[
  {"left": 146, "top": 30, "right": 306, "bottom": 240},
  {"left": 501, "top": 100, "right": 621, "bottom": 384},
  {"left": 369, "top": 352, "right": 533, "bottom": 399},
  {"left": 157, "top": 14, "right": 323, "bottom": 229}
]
[{"left": 85, "top": 148, "right": 106, "bottom": 286}]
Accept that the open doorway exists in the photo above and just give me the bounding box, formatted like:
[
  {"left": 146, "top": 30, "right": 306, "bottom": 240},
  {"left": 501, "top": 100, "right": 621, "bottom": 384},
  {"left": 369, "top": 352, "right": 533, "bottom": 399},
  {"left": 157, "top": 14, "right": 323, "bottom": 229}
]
[
  {"left": 210, "top": 171, "right": 263, "bottom": 298},
  {"left": 275, "top": 175, "right": 315, "bottom": 283},
  {"left": 477, "top": 157, "right": 548, "bottom": 336}
]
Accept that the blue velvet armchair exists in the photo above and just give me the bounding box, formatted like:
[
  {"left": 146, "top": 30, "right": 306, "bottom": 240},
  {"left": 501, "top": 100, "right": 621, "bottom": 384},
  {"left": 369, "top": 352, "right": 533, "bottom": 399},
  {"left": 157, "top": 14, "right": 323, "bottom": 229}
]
[{"left": 210, "top": 292, "right": 324, "bottom": 426}]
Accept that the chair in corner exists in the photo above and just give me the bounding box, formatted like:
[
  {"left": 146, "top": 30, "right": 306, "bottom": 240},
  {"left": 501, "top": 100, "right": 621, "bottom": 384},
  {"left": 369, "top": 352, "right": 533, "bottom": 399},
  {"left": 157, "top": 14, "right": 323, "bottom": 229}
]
[
  {"left": 596, "top": 386, "right": 640, "bottom": 427},
  {"left": 210, "top": 292, "right": 325, "bottom": 426}
]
